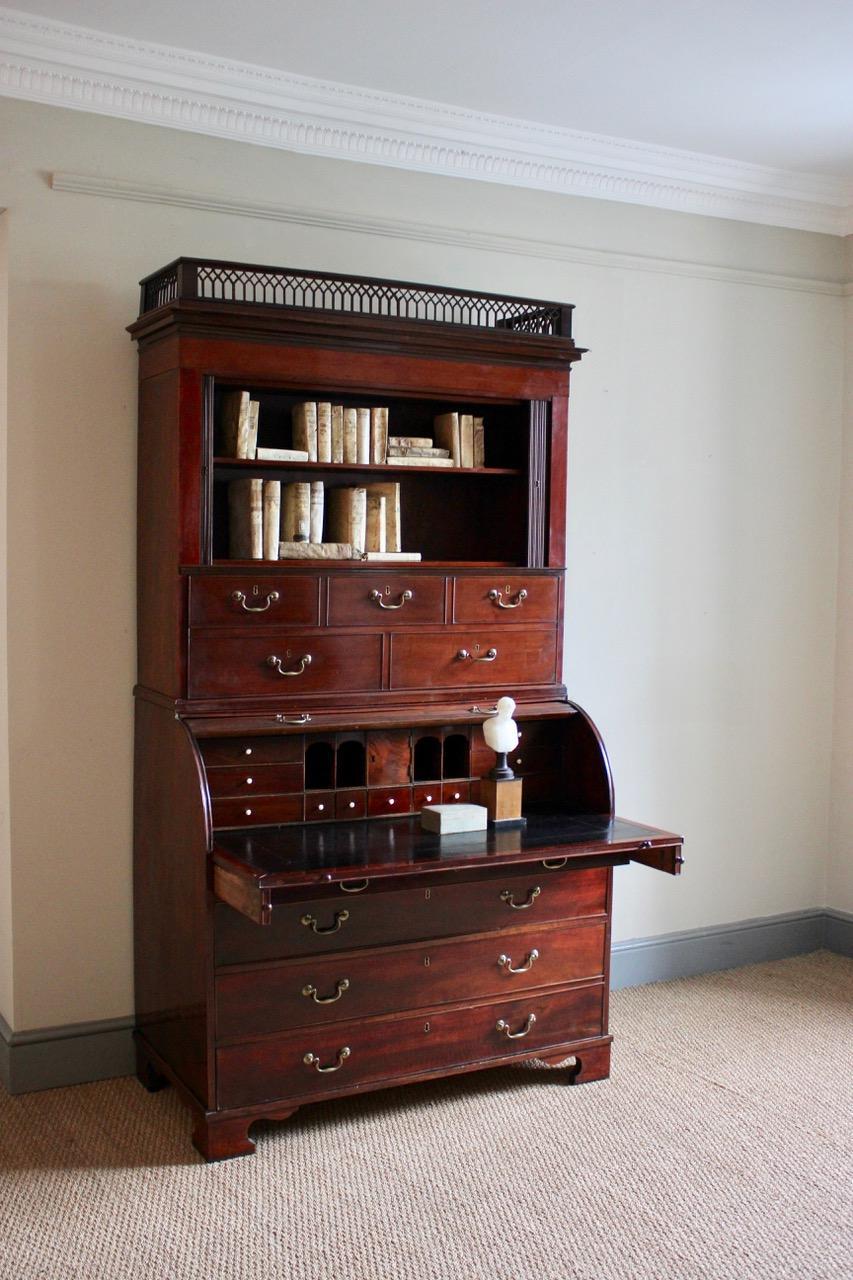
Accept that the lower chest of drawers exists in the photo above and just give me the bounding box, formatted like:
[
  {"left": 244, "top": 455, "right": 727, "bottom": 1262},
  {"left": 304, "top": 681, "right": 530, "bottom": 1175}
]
[{"left": 213, "top": 864, "right": 611, "bottom": 1110}]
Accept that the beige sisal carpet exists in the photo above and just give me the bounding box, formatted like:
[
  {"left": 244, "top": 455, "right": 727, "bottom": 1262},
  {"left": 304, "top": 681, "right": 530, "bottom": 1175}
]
[{"left": 1, "top": 950, "right": 851, "bottom": 1280}]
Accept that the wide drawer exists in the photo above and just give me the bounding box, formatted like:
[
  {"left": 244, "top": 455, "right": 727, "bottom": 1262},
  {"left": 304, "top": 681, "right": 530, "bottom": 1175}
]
[
  {"left": 214, "top": 866, "right": 608, "bottom": 964},
  {"left": 200, "top": 736, "right": 304, "bottom": 766},
  {"left": 188, "top": 631, "right": 383, "bottom": 698},
  {"left": 189, "top": 575, "right": 321, "bottom": 626},
  {"left": 327, "top": 575, "right": 445, "bottom": 626},
  {"left": 206, "top": 762, "right": 303, "bottom": 798},
  {"left": 390, "top": 628, "right": 558, "bottom": 690},
  {"left": 213, "top": 793, "right": 304, "bottom": 829},
  {"left": 216, "top": 917, "right": 607, "bottom": 1039},
  {"left": 217, "top": 983, "right": 605, "bottom": 1108},
  {"left": 454, "top": 575, "right": 558, "bottom": 625}
]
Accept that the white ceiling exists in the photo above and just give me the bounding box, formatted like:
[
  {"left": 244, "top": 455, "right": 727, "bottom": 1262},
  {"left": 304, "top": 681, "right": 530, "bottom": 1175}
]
[{"left": 2, "top": 0, "right": 852, "bottom": 231}]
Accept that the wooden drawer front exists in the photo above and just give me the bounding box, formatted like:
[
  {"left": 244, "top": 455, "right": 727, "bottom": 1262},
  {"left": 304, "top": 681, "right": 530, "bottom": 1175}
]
[
  {"left": 213, "top": 794, "right": 303, "bottom": 828},
  {"left": 201, "top": 735, "right": 303, "bottom": 766},
  {"left": 390, "top": 629, "right": 557, "bottom": 690},
  {"left": 214, "top": 867, "right": 608, "bottom": 964},
  {"left": 305, "top": 793, "right": 336, "bottom": 822},
  {"left": 207, "top": 763, "right": 302, "bottom": 798},
  {"left": 367, "top": 786, "right": 414, "bottom": 817},
  {"left": 190, "top": 575, "right": 321, "bottom": 626},
  {"left": 217, "top": 983, "right": 605, "bottom": 1108},
  {"left": 327, "top": 575, "right": 445, "bottom": 626},
  {"left": 454, "top": 576, "right": 559, "bottom": 625},
  {"left": 441, "top": 782, "right": 470, "bottom": 804},
  {"left": 335, "top": 789, "right": 367, "bottom": 819},
  {"left": 216, "top": 918, "right": 607, "bottom": 1039},
  {"left": 188, "top": 632, "right": 383, "bottom": 698}
]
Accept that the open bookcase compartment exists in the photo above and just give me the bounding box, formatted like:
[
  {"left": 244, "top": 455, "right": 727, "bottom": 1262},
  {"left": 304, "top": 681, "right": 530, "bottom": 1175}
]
[{"left": 206, "top": 381, "right": 539, "bottom": 567}]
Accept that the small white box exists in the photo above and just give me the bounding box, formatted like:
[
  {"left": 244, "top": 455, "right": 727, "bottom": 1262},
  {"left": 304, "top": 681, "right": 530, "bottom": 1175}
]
[{"left": 420, "top": 803, "right": 488, "bottom": 834}]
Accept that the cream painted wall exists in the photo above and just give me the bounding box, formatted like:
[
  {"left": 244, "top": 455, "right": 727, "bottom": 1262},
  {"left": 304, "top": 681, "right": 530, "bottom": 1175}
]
[
  {"left": 828, "top": 240, "right": 853, "bottom": 914},
  {"left": 0, "top": 97, "right": 845, "bottom": 1029},
  {"left": 0, "top": 210, "right": 13, "bottom": 1026}
]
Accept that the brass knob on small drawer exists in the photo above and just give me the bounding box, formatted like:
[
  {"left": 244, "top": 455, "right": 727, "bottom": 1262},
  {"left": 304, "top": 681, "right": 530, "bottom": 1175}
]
[
  {"left": 496, "top": 1013, "right": 537, "bottom": 1039},
  {"left": 303, "top": 1047, "right": 351, "bottom": 1073},
  {"left": 301, "top": 909, "right": 349, "bottom": 934},
  {"left": 497, "top": 949, "right": 539, "bottom": 974},
  {"left": 302, "top": 979, "right": 350, "bottom": 1005},
  {"left": 500, "top": 886, "right": 541, "bottom": 910},
  {"left": 267, "top": 653, "right": 312, "bottom": 677},
  {"left": 369, "top": 588, "right": 413, "bottom": 610},
  {"left": 488, "top": 587, "right": 528, "bottom": 610},
  {"left": 456, "top": 647, "right": 498, "bottom": 662},
  {"left": 232, "top": 589, "right": 280, "bottom": 612}
]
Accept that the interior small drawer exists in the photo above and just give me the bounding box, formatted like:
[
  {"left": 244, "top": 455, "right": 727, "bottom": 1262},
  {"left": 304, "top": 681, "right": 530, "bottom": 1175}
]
[
  {"left": 453, "top": 575, "right": 558, "bottom": 624},
  {"left": 206, "top": 762, "right": 302, "bottom": 798},
  {"left": 216, "top": 983, "right": 605, "bottom": 1108},
  {"left": 214, "top": 866, "right": 609, "bottom": 964},
  {"left": 389, "top": 628, "right": 558, "bottom": 690},
  {"left": 215, "top": 917, "right": 607, "bottom": 1039},
  {"left": 188, "top": 631, "right": 383, "bottom": 698},
  {"left": 201, "top": 735, "right": 304, "bottom": 766},
  {"left": 213, "top": 793, "right": 303, "bottom": 828},
  {"left": 327, "top": 575, "right": 445, "bottom": 626},
  {"left": 189, "top": 575, "right": 321, "bottom": 626}
]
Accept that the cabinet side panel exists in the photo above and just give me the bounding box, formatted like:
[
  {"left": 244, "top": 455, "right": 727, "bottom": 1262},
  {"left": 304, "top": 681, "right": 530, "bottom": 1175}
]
[
  {"left": 134, "top": 697, "right": 212, "bottom": 1105},
  {"left": 137, "top": 369, "right": 184, "bottom": 696}
]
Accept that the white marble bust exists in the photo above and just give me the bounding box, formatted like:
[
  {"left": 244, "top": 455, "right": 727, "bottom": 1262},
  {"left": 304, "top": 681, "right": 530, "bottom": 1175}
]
[{"left": 483, "top": 696, "right": 519, "bottom": 755}]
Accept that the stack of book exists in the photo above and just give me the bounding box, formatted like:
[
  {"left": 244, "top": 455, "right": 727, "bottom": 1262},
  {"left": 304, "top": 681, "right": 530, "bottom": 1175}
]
[
  {"left": 432, "top": 413, "right": 485, "bottom": 468},
  {"left": 292, "top": 402, "right": 389, "bottom": 464},
  {"left": 386, "top": 436, "right": 453, "bottom": 467},
  {"left": 220, "top": 390, "right": 261, "bottom": 459}
]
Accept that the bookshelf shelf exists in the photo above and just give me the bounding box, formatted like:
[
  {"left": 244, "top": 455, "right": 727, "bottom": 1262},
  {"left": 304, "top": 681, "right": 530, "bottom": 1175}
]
[
  {"left": 130, "top": 257, "right": 681, "bottom": 1161},
  {"left": 212, "top": 458, "right": 523, "bottom": 477}
]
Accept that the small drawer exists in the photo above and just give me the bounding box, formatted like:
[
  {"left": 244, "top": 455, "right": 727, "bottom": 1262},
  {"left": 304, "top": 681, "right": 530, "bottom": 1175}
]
[
  {"left": 200, "top": 735, "right": 304, "bottom": 766},
  {"left": 367, "top": 786, "right": 413, "bottom": 817},
  {"left": 188, "top": 631, "right": 383, "bottom": 699},
  {"left": 327, "top": 575, "right": 445, "bottom": 626},
  {"left": 454, "top": 575, "right": 558, "bottom": 625},
  {"left": 441, "top": 782, "right": 470, "bottom": 804},
  {"left": 189, "top": 575, "right": 321, "bottom": 626},
  {"left": 214, "top": 866, "right": 609, "bottom": 964},
  {"left": 390, "top": 629, "right": 558, "bottom": 691},
  {"left": 212, "top": 793, "right": 303, "bottom": 828},
  {"left": 216, "top": 983, "right": 605, "bottom": 1108},
  {"left": 335, "top": 790, "right": 367, "bottom": 819},
  {"left": 216, "top": 918, "right": 607, "bottom": 1039},
  {"left": 206, "top": 763, "right": 303, "bottom": 798},
  {"left": 305, "top": 792, "right": 335, "bottom": 822},
  {"left": 412, "top": 783, "right": 441, "bottom": 809}
]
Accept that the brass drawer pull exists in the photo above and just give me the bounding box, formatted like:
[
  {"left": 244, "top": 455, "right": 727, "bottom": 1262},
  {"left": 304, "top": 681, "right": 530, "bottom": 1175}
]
[
  {"left": 500, "top": 886, "right": 541, "bottom": 910},
  {"left": 498, "top": 949, "right": 539, "bottom": 974},
  {"left": 232, "top": 589, "right": 280, "bottom": 613},
  {"left": 496, "top": 1013, "right": 537, "bottom": 1039},
  {"left": 488, "top": 587, "right": 528, "bottom": 610},
  {"left": 267, "top": 653, "right": 312, "bottom": 677},
  {"left": 369, "top": 588, "right": 413, "bottom": 610},
  {"left": 542, "top": 857, "right": 568, "bottom": 870},
  {"left": 303, "top": 1047, "right": 351, "bottom": 1073},
  {"left": 301, "top": 909, "right": 349, "bottom": 934},
  {"left": 274, "top": 712, "right": 312, "bottom": 724},
  {"left": 457, "top": 647, "right": 498, "bottom": 662},
  {"left": 302, "top": 979, "right": 350, "bottom": 1005},
  {"left": 339, "top": 879, "right": 369, "bottom": 893}
]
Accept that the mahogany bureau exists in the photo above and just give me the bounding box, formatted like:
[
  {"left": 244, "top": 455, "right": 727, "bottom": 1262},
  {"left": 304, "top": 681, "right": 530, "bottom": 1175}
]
[{"left": 130, "top": 260, "right": 683, "bottom": 1160}]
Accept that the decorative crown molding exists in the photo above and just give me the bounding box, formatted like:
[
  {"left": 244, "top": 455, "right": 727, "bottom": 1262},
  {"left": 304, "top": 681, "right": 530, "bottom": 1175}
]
[
  {"left": 50, "top": 173, "right": 845, "bottom": 297},
  {"left": 3, "top": 6, "right": 853, "bottom": 236}
]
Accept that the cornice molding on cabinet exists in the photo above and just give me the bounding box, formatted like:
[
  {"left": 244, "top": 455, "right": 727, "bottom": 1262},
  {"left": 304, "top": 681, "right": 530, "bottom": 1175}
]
[
  {"left": 2, "top": 7, "right": 852, "bottom": 235},
  {"left": 50, "top": 173, "right": 845, "bottom": 297}
]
